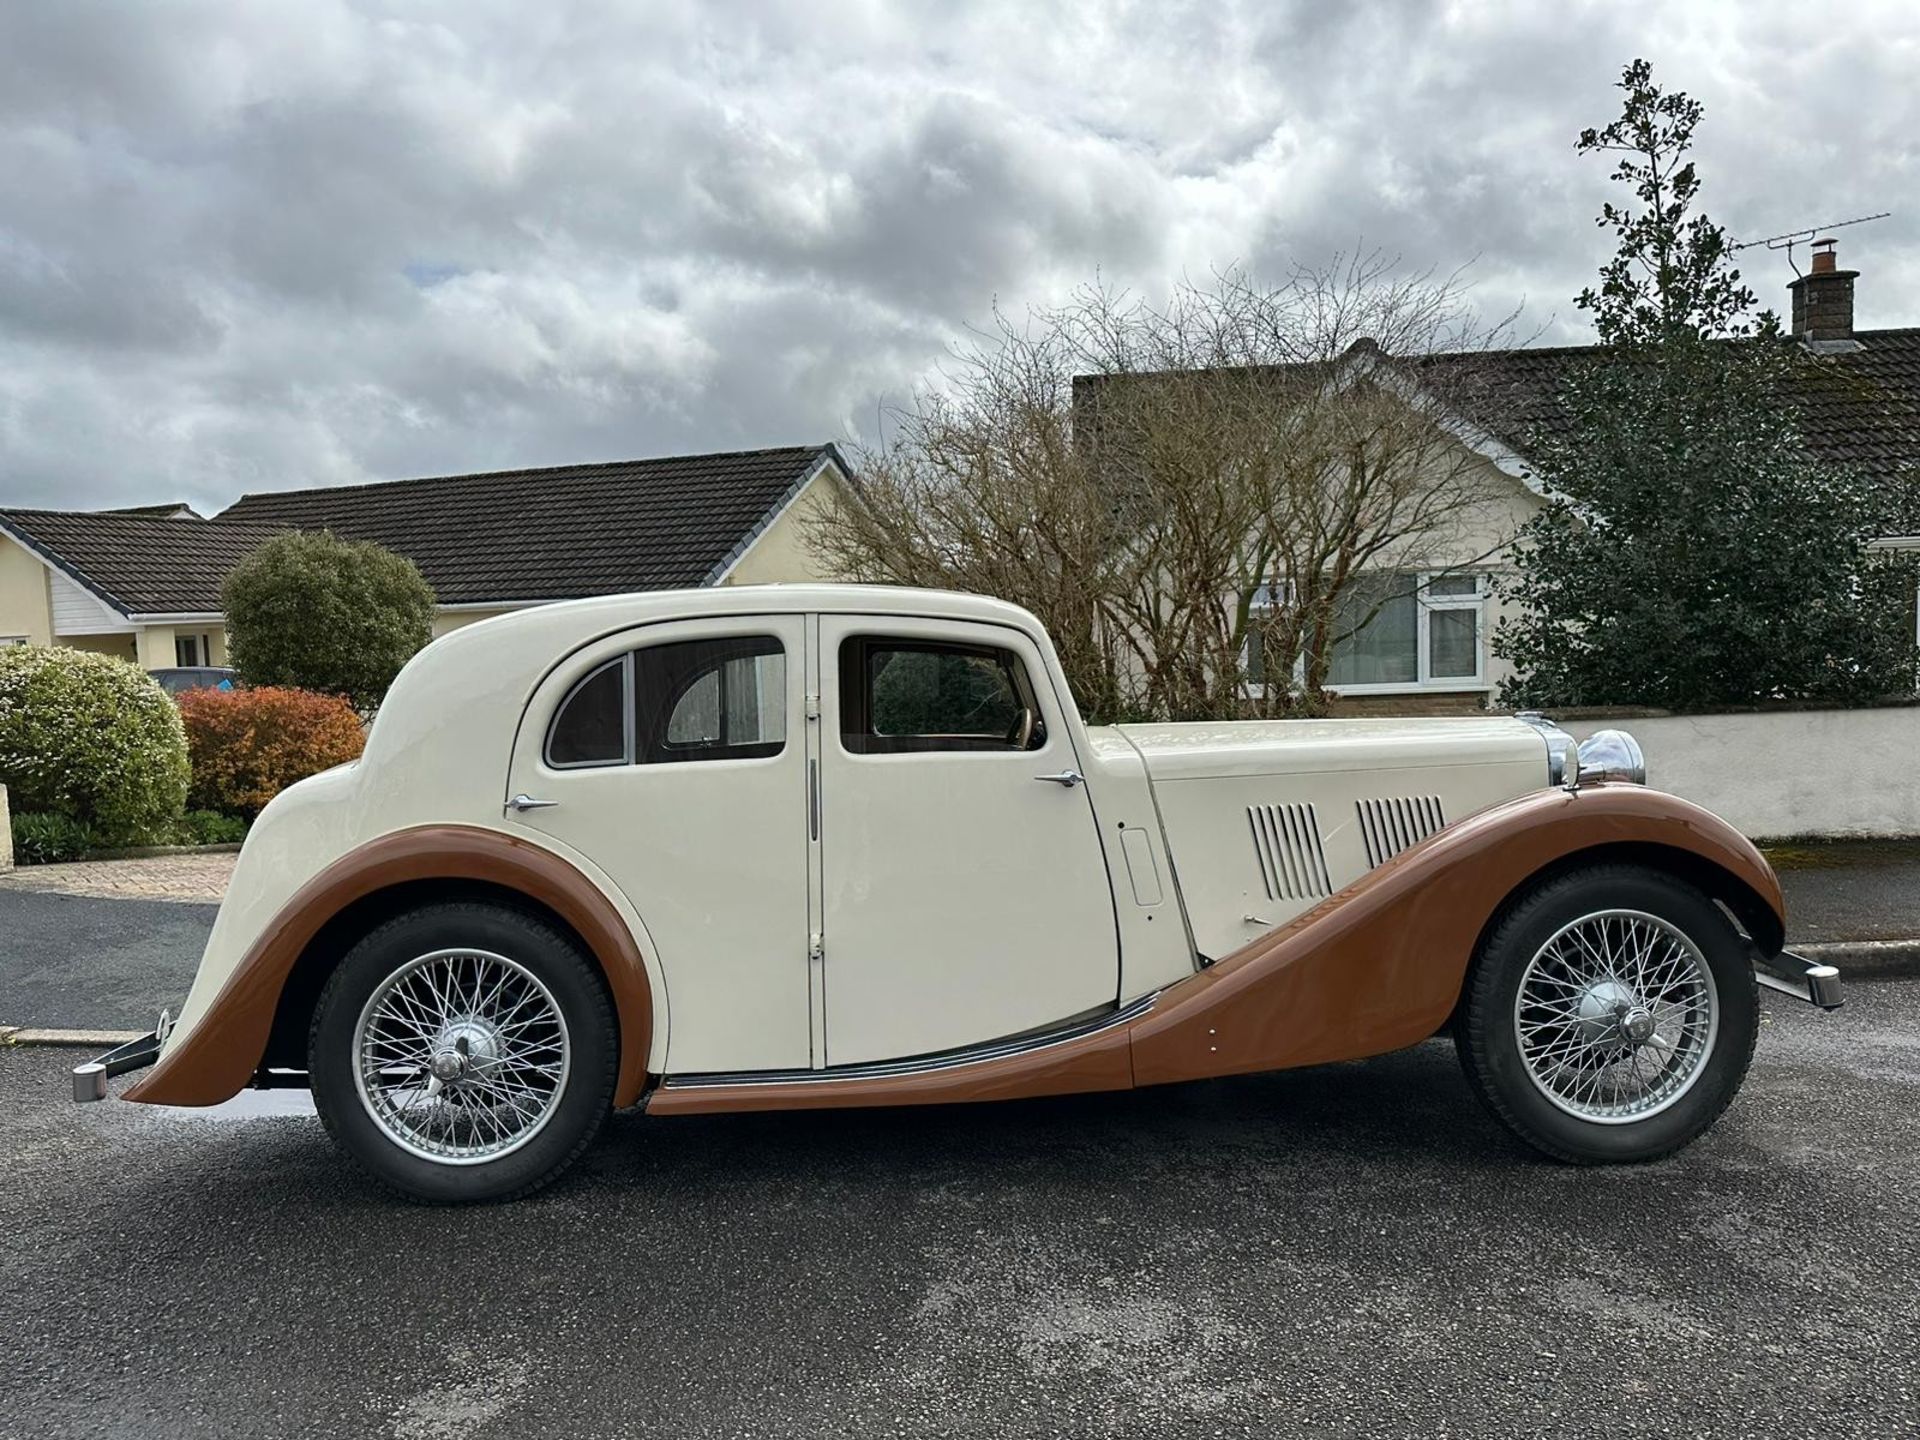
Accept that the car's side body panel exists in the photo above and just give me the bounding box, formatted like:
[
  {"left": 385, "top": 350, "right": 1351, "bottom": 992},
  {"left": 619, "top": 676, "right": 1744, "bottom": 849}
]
[
  {"left": 1114, "top": 717, "right": 1549, "bottom": 958},
  {"left": 646, "top": 784, "right": 1783, "bottom": 1114},
  {"left": 814, "top": 611, "right": 1121, "bottom": 1066},
  {"left": 1126, "top": 782, "right": 1783, "bottom": 1085},
  {"left": 506, "top": 612, "right": 815, "bottom": 1075},
  {"left": 125, "top": 824, "right": 659, "bottom": 1108},
  {"left": 1080, "top": 728, "right": 1202, "bottom": 1001}
]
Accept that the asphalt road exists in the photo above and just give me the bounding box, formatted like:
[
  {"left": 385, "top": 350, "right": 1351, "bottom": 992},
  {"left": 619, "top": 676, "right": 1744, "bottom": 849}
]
[
  {"left": 0, "top": 891, "right": 220, "bottom": 1030},
  {"left": 4, "top": 852, "right": 1919, "bottom": 1032},
  {"left": 2, "top": 977, "right": 1915, "bottom": 1439}
]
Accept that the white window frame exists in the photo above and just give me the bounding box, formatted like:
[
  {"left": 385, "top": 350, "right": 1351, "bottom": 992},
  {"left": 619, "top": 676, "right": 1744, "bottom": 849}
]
[
  {"left": 1244, "top": 571, "right": 1491, "bottom": 697},
  {"left": 0, "top": 635, "right": 27, "bottom": 647}
]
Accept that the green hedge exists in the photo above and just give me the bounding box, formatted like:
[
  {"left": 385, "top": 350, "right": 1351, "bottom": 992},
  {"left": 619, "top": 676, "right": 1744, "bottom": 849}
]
[
  {"left": 9, "top": 811, "right": 95, "bottom": 865},
  {"left": 0, "top": 647, "right": 190, "bottom": 845},
  {"left": 178, "top": 809, "right": 248, "bottom": 846}
]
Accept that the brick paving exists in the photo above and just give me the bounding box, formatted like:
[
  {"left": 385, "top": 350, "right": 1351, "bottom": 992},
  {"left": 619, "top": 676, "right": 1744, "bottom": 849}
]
[{"left": 0, "top": 852, "right": 235, "bottom": 903}]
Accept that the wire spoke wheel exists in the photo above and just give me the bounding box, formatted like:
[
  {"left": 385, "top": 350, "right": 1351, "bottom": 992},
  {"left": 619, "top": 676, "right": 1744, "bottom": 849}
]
[
  {"left": 1513, "top": 908, "right": 1719, "bottom": 1125},
  {"left": 351, "top": 947, "right": 573, "bottom": 1165}
]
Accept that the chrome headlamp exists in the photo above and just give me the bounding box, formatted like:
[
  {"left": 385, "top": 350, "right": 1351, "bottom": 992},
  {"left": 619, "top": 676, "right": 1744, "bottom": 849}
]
[{"left": 1574, "top": 729, "right": 1646, "bottom": 786}]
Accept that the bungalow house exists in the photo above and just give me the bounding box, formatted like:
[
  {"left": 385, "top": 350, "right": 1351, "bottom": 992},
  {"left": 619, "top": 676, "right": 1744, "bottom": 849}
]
[
  {"left": 1072, "top": 238, "right": 1919, "bottom": 712},
  {"left": 0, "top": 445, "right": 851, "bottom": 668}
]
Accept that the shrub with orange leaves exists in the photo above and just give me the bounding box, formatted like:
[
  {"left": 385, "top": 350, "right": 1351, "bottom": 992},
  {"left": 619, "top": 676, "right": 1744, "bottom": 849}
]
[{"left": 175, "top": 685, "right": 366, "bottom": 818}]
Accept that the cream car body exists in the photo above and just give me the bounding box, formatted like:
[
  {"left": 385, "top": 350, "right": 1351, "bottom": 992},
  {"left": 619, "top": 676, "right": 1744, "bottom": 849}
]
[
  {"left": 83, "top": 584, "right": 1841, "bottom": 1203},
  {"left": 163, "top": 586, "right": 1544, "bottom": 1076}
]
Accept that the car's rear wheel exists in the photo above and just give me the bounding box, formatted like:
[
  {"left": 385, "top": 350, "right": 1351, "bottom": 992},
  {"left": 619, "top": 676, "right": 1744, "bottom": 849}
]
[
  {"left": 1456, "top": 864, "right": 1758, "bottom": 1163},
  {"left": 309, "top": 903, "right": 617, "bottom": 1203}
]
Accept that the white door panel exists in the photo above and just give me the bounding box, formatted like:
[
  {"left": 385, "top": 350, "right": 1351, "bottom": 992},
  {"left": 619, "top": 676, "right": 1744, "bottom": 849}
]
[
  {"left": 506, "top": 614, "right": 811, "bottom": 1074},
  {"left": 817, "top": 615, "right": 1119, "bottom": 1066}
]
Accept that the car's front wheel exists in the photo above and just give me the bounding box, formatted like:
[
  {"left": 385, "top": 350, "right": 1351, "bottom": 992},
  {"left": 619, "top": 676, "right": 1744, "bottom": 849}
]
[
  {"left": 309, "top": 902, "right": 617, "bottom": 1203},
  {"left": 1456, "top": 864, "right": 1758, "bottom": 1163}
]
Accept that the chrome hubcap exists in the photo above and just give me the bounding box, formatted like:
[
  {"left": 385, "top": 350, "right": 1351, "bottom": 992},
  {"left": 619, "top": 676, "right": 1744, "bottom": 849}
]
[
  {"left": 351, "top": 948, "right": 571, "bottom": 1165},
  {"left": 1514, "top": 909, "right": 1719, "bottom": 1124}
]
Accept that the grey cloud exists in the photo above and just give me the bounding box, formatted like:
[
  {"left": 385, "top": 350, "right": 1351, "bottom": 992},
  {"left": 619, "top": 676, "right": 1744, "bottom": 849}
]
[{"left": 0, "top": 0, "right": 1915, "bottom": 512}]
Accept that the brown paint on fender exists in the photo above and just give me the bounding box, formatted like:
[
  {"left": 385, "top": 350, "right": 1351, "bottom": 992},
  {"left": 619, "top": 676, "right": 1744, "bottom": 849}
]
[
  {"left": 646, "top": 784, "right": 1782, "bottom": 1114},
  {"left": 1126, "top": 783, "right": 1781, "bottom": 1086},
  {"left": 122, "top": 825, "right": 656, "bottom": 1109}
]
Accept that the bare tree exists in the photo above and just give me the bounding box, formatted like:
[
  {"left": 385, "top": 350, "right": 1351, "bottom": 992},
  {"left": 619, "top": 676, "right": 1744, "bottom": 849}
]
[{"left": 808, "top": 255, "right": 1519, "bottom": 722}]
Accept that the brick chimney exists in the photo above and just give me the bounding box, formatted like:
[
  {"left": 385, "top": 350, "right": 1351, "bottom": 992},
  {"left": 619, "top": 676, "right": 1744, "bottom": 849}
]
[{"left": 1788, "top": 238, "right": 1859, "bottom": 345}]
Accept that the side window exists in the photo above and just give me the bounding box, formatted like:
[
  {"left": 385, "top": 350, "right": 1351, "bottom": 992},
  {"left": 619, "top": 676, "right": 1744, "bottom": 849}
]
[
  {"left": 544, "top": 636, "right": 787, "bottom": 769},
  {"left": 838, "top": 636, "right": 1046, "bottom": 755},
  {"left": 636, "top": 635, "right": 786, "bottom": 764},
  {"left": 546, "top": 656, "right": 630, "bottom": 767}
]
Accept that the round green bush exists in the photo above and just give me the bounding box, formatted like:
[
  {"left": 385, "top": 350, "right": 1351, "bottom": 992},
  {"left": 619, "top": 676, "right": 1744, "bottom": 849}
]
[{"left": 0, "top": 647, "right": 190, "bottom": 845}]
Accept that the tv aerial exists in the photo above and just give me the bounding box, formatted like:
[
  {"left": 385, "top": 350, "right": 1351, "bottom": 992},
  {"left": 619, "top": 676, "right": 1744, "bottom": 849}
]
[{"left": 1731, "top": 212, "right": 1890, "bottom": 275}]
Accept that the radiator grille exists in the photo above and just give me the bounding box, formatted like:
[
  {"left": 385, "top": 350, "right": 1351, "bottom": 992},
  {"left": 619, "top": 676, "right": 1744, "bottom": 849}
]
[
  {"left": 1247, "top": 803, "right": 1333, "bottom": 902},
  {"left": 1357, "top": 795, "right": 1446, "bottom": 868}
]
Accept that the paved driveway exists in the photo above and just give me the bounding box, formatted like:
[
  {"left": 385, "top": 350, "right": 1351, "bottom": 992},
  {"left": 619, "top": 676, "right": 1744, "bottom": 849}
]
[
  {"left": 2, "top": 978, "right": 1915, "bottom": 1439},
  {"left": 0, "top": 852, "right": 235, "bottom": 904}
]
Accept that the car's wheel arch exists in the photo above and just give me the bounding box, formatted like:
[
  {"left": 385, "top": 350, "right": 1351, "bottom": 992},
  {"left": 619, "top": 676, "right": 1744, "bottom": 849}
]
[
  {"left": 1476, "top": 838, "right": 1785, "bottom": 962},
  {"left": 128, "top": 826, "right": 659, "bottom": 1108},
  {"left": 264, "top": 876, "right": 615, "bottom": 1065},
  {"left": 1442, "top": 838, "right": 1785, "bottom": 1035}
]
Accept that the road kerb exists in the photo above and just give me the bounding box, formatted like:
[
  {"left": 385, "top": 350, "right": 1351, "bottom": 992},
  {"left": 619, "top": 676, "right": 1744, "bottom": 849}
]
[
  {"left": 1794, "top": 938, "right": 1920, "bottom": 976},
  {"left": 2, "top": 1027, "right": 145, "bottom": 1048}
]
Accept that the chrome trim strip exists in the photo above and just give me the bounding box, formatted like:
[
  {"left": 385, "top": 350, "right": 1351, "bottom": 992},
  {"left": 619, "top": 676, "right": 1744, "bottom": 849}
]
[
  {"left": 1515, "top": 711, "right": 1577, "bottom": 788},
  {"left": 664, "top": 993, "right": 1158, "bottom": 1089}
]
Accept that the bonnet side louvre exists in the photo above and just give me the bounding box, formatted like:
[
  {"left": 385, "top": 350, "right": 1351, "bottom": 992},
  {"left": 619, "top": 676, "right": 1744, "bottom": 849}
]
[
  {"left": 1248, "top": 803, "right": 1332, "bottom": 902},
  {"left": 1358, "top": 795, "right": 1446, "bottom": 869}
]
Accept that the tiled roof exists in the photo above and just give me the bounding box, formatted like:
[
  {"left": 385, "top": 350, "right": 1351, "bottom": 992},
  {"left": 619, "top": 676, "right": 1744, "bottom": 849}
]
[
  {"left": 0, "top": 508, "right": 283, "bottom": 615},
  {"left": 217, "top": 446, "right": 840, "bottom": 604},
  {"left": 1419, "top": 329, "right": 1920, "bottom": 487}
]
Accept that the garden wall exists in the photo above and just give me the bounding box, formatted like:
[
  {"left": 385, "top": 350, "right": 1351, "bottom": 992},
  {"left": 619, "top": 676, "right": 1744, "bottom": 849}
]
[{"left": 1559, "top": 704, "right": 1920, "bottom": 840}]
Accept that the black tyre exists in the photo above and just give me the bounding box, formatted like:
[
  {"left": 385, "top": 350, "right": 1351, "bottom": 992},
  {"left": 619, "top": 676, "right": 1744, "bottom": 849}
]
[
  {"left": 1456, "top": 864, "right": 1758, "bottom": 1164},
  {"left": 309, "top": 902, "right": 617, "bottom": 1203}
]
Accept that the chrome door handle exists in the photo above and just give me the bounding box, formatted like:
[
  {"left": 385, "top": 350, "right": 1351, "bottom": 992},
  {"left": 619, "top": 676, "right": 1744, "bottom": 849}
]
[
  {"left": 507, "top": 794, "right": 559, "bottom": 813},
  {"left": 1033, "top": 770, "right": 1084, "bottom": 788}
]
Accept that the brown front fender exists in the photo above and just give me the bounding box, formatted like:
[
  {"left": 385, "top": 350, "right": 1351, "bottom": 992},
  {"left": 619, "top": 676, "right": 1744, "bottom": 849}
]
[
  {"left": 124, "top": 826, "right": 656, "bottom": 1108},
  {"left": 1128, "top": 782, "right": 1785, "bottom": 1087}
]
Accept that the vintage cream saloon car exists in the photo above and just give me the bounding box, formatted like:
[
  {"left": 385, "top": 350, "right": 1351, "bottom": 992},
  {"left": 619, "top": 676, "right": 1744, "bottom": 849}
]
[{"left": 78, "top": 585, "right": 1841, "bottom": 1202}]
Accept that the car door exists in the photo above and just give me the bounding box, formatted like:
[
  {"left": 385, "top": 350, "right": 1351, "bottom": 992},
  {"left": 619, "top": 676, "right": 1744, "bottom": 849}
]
[
  {"left": 816, "top": 614, "right": 1120, "bottom": 1066},
  {"left": 506, "top": 614, "right": 811, "bottom": 1074}
]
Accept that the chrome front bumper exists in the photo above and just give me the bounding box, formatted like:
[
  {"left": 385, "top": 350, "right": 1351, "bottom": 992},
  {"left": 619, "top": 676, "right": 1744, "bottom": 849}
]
[
  {"left": 72, "top": 1010, "right": 169, "bottom": 1103},
  {"left": 1754, "top": 949, "right": 1844, "bottom": 1010}
]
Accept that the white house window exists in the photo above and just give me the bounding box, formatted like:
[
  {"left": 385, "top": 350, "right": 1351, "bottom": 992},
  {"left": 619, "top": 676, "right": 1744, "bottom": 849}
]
[
  {"left": 0, "top": 635, "right": 26, "bottom": 647},
  {"left": 1329, "top": 571, "right": 1485, "bottom": 691},
  {"left": 174, "top": 634, "right": 209, "bottom": 667},
  {"left": 1246, "top": 572, "right": 1486, "bottom": 693}
]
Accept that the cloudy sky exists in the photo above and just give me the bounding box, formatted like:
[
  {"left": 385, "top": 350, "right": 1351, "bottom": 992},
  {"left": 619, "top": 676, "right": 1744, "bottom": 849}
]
[{"left": 2, "top": 0, "right": 1915, "bottom": 513}]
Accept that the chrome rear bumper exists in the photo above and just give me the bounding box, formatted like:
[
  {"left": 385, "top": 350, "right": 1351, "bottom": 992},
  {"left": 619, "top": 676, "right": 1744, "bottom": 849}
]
[
  {"left": 72, "top": 1010, "right": 169, "bottom": 1102},
  {"left": 1753, "top": 949, "right": 1844, "bottom": 1010}
]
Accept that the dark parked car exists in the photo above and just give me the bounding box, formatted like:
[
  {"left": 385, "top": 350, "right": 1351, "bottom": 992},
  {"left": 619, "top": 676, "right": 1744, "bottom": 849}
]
[{"left": 147, "top": 666, "right": 236, "bottom": 696}]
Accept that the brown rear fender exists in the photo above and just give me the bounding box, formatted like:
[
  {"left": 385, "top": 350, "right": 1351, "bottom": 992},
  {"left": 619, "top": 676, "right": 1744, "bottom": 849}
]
[
  {"left": 1127, "top": 782, "right": 1784, "bottom": 1086},
  {"left": 124, "top": 826, "right": 656, "bottom": 1108}
]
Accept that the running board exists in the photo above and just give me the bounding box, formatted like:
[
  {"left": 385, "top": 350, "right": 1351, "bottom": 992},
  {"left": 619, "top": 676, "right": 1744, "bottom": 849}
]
[{"left": 647, "top": 994, "right": 1156, "bottom": 1114}]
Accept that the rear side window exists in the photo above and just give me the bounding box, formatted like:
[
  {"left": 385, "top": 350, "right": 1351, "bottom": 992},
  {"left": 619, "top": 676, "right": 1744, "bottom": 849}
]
[
  {"left": 838, "top": 636, "right": 1045, "bottom": 754},
  {"left": 546, "top": 656, "right": 629, "bottom": 767},
  {"left": 545, "top": 636, "right": 787, "bottom": 769}
]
